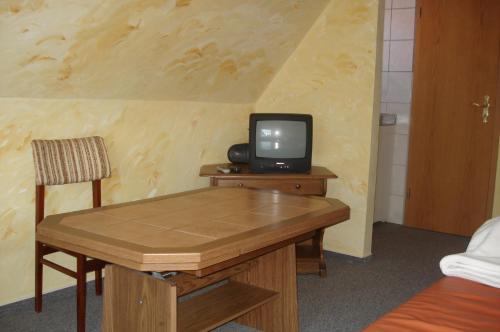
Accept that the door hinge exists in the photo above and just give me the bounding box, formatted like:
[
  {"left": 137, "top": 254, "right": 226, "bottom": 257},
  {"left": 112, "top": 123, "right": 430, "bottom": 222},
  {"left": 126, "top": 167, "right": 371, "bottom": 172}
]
[
  {"left": 406, "top": 188, "right": 411, "bottom": 200},
  {"left": 419, "top": 7, "right": 422, "bottom": 18}
]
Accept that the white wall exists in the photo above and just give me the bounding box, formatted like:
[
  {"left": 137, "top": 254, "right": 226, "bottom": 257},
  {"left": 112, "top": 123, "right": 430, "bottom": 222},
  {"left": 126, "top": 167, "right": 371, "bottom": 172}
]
[{"left": 374, "top": 0, "right": 416, "bottom": 224}]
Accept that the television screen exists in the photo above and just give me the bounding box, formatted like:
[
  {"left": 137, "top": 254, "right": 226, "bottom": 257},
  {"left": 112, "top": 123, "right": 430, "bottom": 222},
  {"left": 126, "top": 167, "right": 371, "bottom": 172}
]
[
  {"left": 249, "top": 113, "right": 312, "bottom": 173},
  {"left": 255, "top": 120, "right": 307, "bottom": 159}
]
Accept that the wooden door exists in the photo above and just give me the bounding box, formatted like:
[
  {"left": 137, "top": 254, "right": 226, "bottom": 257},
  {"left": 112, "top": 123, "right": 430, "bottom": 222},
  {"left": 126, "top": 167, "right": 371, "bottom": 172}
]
[{"left": 405, "top": 0, "right": 500, "bottom": 236}]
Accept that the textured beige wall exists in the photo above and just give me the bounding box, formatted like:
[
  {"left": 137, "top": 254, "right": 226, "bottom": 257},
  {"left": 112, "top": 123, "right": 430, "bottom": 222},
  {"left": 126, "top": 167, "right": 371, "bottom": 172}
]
[
  {"left": 0, "top": 99, "right": 251, "bottom": 305},
  {"left": 0, "top": 0, "right": 328, "bottom": 102},
  {"left": 0, "top": 0, "right": 382, "bottom": 305},
  {"left": 256, "top": 0, "right": 383, "bottom": 257},
  {"left": 0, "top": 0, "right": 324, "bottom": 305}
]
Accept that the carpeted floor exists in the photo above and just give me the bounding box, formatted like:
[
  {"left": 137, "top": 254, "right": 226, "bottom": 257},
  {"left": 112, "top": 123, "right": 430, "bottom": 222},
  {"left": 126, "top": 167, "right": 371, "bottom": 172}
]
[{"left": 0, "top": 222, "right": 469, "bottom": 332}]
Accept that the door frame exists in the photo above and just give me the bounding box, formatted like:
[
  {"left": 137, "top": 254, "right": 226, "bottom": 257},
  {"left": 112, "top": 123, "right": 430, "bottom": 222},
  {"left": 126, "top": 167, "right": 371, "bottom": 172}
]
[{"left": 486, "top": 38, "right": 500, "bottom": 217}]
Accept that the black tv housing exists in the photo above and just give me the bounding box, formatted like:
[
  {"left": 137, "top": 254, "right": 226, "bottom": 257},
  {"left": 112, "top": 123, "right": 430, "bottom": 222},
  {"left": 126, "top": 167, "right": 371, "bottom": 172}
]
[{"left": 249, "top": 113, "right": 313, "bottom": 173}]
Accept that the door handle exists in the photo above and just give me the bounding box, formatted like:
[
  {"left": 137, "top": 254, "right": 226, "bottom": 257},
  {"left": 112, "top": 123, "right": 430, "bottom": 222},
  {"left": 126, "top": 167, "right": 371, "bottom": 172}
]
[{"left": 472, "top": 95, "right": 490, "bottom": 123}]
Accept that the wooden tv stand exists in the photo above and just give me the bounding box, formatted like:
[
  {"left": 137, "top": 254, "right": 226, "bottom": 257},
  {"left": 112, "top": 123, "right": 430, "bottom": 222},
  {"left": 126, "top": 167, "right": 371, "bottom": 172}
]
[{"left": 199, "top": 163, "right": 338, "bottom": 277}]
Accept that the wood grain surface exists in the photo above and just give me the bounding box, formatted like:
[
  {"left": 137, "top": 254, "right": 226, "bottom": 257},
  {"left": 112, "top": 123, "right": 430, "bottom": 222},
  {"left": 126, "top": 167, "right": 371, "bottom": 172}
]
[
  {"left": 200, "top": 163, "right": 337, "bottom": 180},
  {"left": 232, "top": 244, "right": 298, "bottom": 332},
  {"left": 178, "top": 281, "right": 278, "bottom": 332},
  {"left": 102, "top": 264, "right": 177, "bottom": 332},
  {"left": 37, "top": 187, "right": 349, "bottom": 271},
  {"left": 170, "top": 262, "right": 252, "bottom": 296},
  {"left": 202, "top": 164, "right": 337, "bottom": 277}
]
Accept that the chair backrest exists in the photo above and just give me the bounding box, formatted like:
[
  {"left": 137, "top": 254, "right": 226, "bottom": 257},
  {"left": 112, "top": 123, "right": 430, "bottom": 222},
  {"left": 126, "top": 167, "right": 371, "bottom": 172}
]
[
  {"left": 31, "top": 136, "right": 111, "bottom": 224},
  {"left": 31, "top": 136, "right": 111, "bottom": 186}
]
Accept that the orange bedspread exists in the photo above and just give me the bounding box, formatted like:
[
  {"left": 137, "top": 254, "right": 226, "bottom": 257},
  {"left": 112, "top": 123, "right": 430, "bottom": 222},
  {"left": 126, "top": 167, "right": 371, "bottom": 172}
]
[{"left": 364, "top": 277, "right": 500, "bottom": 332}]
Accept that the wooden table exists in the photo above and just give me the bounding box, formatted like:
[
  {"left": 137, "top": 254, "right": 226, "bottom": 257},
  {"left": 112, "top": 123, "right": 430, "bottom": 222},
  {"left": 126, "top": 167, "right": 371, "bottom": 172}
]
[
  {"left": 37, "top": 187, "right": 349, "bottom": 331},
  {"left": 200, "top": 164, "right": 338, "bottom": 277}
]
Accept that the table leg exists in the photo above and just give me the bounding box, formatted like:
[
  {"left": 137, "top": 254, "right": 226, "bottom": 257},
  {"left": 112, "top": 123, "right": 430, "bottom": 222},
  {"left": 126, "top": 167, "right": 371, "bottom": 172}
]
[
  {"left": 102, "top": 245, "right": 299, "bottom": 332},
  {"left": 296, "top": 228, "right": 327, "bottom": 277},
  {"left": 315, "top": 228, "right": 327, "bottom": 278},
  {"left": 102, "top": 265, "right": 177, "bottom": 332},
  {"left": 231, "top": 244, "right": 299, "bottom": 332}
]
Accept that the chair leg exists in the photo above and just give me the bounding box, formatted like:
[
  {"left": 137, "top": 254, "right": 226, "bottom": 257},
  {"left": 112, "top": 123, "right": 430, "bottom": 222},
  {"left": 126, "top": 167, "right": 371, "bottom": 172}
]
[
  {"left": 35, "top": 241, "right": 43, "bottom": 313},
  {"left": 76, "top": 255, "right": 86, "bottom": 332},
  {"left": 95, "top": 268, "right": 102, "bottom": 296}
]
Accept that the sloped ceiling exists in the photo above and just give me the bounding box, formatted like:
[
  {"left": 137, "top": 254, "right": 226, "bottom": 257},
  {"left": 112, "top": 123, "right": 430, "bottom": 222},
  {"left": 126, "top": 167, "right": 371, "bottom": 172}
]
[{"left": 0, "top": 0, "right": 329, "bottom": 102}]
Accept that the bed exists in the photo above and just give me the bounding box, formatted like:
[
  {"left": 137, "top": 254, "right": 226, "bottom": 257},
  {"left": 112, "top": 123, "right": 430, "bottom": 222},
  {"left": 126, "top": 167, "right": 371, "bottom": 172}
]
[{"left": 364, "top": 276, "right": 500, "bottom": 331}]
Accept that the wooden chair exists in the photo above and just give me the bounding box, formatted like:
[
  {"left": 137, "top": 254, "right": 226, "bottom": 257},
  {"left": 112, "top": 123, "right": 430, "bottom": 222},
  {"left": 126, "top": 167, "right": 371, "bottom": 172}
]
[{"left": 31, "top": 136, "right": 112, "bottom": 332}]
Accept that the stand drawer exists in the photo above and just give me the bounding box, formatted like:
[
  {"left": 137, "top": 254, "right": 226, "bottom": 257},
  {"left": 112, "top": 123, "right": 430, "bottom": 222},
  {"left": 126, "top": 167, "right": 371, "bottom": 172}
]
[{"left": 214, "top": 179, "right": 326, "bottom": 196}]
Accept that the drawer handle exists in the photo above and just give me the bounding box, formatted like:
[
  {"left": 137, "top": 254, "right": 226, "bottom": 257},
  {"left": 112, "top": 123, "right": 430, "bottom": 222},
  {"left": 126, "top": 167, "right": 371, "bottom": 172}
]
[
  {"left": 295, "top": 184, "right": 301, "bottom": 189},
  {"left": 238, "top": 183, "right": 244, "bottom": 187}
]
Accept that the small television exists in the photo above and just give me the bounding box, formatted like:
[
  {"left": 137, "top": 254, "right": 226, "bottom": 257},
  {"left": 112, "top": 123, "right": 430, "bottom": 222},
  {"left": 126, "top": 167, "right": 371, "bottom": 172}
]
[{"left": 249, "top": 113, "right": 313, "bottom": 173}]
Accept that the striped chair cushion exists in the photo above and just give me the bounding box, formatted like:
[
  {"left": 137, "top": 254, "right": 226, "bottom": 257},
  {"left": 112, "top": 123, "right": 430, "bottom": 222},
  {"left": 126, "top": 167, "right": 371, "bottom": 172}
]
[{"left": 31, "top": 136, "right": 111, "bottom": 186}]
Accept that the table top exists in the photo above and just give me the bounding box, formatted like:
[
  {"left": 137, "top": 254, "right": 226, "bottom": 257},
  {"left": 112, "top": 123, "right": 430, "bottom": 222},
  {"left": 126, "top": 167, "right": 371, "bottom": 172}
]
[
  {"left": 199, "top": 164, "right": 337, "bottom": 180},
  {"left": 37, "top": 187, "right": 349, "bottom": 271}
]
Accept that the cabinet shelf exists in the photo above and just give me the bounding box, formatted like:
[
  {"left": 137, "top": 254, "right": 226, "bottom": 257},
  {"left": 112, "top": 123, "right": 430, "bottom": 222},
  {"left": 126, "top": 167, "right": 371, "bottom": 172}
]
[{"left": 178, "top": 281, "right": 278, "bottom": 332}]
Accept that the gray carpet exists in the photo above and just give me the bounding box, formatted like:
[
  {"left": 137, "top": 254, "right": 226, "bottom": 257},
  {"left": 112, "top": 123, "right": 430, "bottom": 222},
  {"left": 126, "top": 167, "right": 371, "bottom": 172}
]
[{"left": 0, "top": 222, "right": 469, "bottom": 332}]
